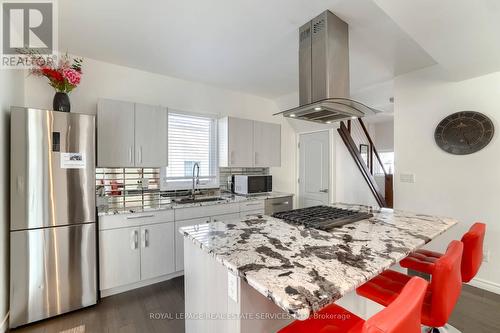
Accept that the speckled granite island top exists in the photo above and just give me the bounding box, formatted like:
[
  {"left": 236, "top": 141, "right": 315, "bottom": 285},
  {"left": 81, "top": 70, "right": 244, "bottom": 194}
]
[{"left": 180, "top": 203, "right": 458, "bottom": 320}]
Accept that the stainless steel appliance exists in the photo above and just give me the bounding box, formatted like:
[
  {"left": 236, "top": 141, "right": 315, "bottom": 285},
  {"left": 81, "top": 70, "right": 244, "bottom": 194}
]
[
  {"left": 232, "top": 175, "right": 272, "bottom": 195},
  {"left": 265, "top": 196, "right": 293, "bottom": 215},
  {"left": 10, "top": 107, "right": 96, "bottom": 328},
  {"left": 274, "top": 10, "right": 379, "bottom": 124},
  {"left": 272, "top": 206, "right": 373, "bottom": 230}
]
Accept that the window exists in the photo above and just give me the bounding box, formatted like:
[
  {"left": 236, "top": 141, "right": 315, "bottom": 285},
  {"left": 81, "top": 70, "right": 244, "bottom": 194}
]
[
  {"left": 379, "top": 151, "right": 394, "bottom": 175},
  {"left": 162, "top": 111, "right": 218, "bottom": 190}
]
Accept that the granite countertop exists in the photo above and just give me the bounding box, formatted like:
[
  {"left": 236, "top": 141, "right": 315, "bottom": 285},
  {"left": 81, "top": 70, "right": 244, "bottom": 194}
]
[
  {"left": 179, "top": 203, "right": 458, "bottom": 320},
  {"left": 97, "top": 192, "right": 294, "bottom": 216}
]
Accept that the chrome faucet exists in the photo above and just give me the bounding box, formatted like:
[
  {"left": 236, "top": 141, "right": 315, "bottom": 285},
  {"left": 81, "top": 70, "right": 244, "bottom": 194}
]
[{"left": 191, "top": 162, "right": 200, "bottom": 199}]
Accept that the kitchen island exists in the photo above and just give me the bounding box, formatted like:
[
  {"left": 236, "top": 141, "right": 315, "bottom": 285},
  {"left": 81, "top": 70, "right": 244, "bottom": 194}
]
[{"left": 180, "top": 203, "right": 458, "bottom": 333}]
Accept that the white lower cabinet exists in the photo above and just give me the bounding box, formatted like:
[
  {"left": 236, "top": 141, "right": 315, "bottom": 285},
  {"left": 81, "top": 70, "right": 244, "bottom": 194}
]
[
  {"left": 175, "top": 217, "right": 210, "bottom": 272},
  {"left": 99, "top": 199, "right": 276, "bottom": 296},
  {"left": 99, "top": 221, "right": 176, "bottom": 293},
  {"left": 99, "top": 227, "right": 141, "bottom": 290},
  {"left": 140, "top": 223, "right": 175, "bottom": 280},
  {"left": 239, "top": 200, "right": 265, "bottom": 213}
]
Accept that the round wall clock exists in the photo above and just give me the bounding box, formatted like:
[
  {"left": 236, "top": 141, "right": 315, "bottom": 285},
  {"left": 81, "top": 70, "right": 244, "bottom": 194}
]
[{"left": 434, "top": 111, "right": 494, "bottom": 155}]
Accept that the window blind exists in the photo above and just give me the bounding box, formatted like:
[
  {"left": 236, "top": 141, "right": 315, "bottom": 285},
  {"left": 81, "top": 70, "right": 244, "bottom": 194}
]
[{"left": 163, "top": 111, "right": 218, "bottom": 190}]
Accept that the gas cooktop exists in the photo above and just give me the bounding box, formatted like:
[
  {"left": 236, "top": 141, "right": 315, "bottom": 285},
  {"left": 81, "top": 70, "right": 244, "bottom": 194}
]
[{"left": 272, "top": 205, "right": 373, "bottom": 231}]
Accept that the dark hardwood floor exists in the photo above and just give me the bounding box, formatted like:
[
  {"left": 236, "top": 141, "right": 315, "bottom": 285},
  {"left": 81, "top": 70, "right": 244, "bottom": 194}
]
[
  {"left": 10, "top": 277, "right": 186, "bottom": 333},
  {"left": 10, "top": 277, "right": 500, "bottom": 333},
  {"left": 450, "top": 284, "right": 500, "bottom": 333}
]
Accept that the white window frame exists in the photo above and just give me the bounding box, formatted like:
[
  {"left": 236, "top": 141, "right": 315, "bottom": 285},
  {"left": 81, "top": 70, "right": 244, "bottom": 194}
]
[{"left": 161, "top": 110, "right": 219, "bottom": 191}]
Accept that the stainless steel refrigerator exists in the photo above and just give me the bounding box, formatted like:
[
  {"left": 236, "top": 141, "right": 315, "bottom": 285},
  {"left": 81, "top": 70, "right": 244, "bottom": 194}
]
[{"left": 10, "top": 107, "right": 97, "bottom": 328}]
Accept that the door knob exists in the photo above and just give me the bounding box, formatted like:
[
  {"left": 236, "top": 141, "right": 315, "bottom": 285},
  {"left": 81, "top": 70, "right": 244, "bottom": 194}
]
[{"left": 319, "top": 189, "right": 329, "bottom": 193}]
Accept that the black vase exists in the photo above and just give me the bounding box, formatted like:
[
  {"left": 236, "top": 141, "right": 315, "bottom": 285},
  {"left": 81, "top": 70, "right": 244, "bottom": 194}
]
[{"left": 53, "top": 92, "right": 71, "bottom": 112}]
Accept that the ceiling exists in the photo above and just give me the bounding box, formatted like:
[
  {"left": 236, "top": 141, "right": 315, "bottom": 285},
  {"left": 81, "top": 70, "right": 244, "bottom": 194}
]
[
  {"left": 58, "top": 0, "right": 436, "bottom": 99},
  {"left": 374, "top": 0, "right": 500, "bottom": 81}
]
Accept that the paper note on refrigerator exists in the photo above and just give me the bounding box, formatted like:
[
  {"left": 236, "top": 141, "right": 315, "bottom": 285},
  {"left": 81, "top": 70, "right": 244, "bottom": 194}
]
[{"left": 60, "top": 152, "right": 86, "bottom": 169}]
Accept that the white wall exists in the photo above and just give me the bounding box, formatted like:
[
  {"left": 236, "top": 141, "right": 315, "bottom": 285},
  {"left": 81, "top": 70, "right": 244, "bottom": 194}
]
[
  {"left": 371, "top": 120, "right": 394, "bottom": 152},
  {"left": 334, "top": 131, "right": 380, "bottom": 207},
  {"left": 394, "top": 65, "right": 500, "bottom": 293},
  {"left": 23, "top": 57, "right": 296, "bottom": 196},
  {"left": 0, "top": 69, "right": 25, "bottom": 330}
]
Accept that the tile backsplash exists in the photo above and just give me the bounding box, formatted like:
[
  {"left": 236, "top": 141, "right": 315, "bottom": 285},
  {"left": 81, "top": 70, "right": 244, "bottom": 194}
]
[
  {"left": 96, "top": 167, "right": 269, "bottom": 212},
  {"left": 218, "top": 167, "right": 269, "bottom": 191},
  {"left": 96, "top": 168, "right": 167, "bottom": 211}
]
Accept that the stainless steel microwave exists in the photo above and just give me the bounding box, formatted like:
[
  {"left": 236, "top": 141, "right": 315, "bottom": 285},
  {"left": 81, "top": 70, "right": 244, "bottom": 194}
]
[{"left": 232, "top": 175, "right": 272, "bottom": 195}]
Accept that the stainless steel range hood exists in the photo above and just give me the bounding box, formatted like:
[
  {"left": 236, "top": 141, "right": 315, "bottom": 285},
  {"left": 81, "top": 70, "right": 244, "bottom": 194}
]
[{"left": 275, "top": 10, "right": 378, "bottom": 124}]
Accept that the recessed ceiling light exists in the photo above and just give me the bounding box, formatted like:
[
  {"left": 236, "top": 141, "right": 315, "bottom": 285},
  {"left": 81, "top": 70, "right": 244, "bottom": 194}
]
[
  {"left": 290, "top": 114, "right": 296, "bottom": 118},
  {"left": 326, "top": 121, "right": 332, "bottom": 124},
  {"left": 351, "top": 116, "right": 357, "bottom": 120},
  {"left": 314, "top": 107, "right": 322, "bottom": 111}
]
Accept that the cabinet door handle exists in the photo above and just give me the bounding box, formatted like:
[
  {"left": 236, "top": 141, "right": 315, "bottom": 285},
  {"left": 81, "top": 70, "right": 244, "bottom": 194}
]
[
  {"left": 230, "top": 151, "right": 235, "bottom": 165},
  {"left": 254, "top": 151, "right": 258, "bottom": 165},
  {"left": 128, "top": 147, "right": 133, "bottom": 164},
  {"left": 126, "top": 214, "right": 154, "bottom": 220},
  {"left": 131, "top": 230, "right": 139, "bottom": 249},
  {"left": 145, "top": 229, "right": 149, "bottom": 248},
  {"left": 138, "top": 146, "right": 142, "bottom": 163}
]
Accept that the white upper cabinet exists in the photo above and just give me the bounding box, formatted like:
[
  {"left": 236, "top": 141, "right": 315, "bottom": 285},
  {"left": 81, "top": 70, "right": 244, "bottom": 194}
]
[
  {"left": 219, "top": 117, "right": 254, "bottom": 167},
  {"left": 253, "top": 121, "right": 281, "bottom": 167},
  {"left": 97, "top": 99, "right": 135, "bottom": 167},
  {"left": 97, "top": 99, "right": 168, "bottom": 167},
  {"left": 219, "top": 117, "right": 281, "bottom": 167},
  {"left": 134, "top": 103, "right": 168, "bottom": 167}
]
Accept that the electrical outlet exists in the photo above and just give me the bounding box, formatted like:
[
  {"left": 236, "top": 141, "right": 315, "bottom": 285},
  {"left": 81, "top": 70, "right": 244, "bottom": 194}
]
[
  {"left": 400, "top": 173, "right": 416, "bottom": 183},
  {"left": 483, "top": 249, "right": 490, "bottom": 263}
]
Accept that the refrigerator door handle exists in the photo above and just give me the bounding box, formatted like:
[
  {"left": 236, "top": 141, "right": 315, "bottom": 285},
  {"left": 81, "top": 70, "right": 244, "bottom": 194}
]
[
  {"left": 128, "top": 147, "right": 133, "bottom": 164},
  {"left": 16, "top": 176, "right": 24, "bottom": 193},
  {"left": 145, "top": 229, "right": 149, "bottom": 248}
]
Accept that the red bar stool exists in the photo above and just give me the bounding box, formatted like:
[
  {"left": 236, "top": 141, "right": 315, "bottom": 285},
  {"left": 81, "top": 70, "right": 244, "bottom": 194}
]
[
  {"left": 356, "top": 241, "right": 463, "bottom": 332},
  {"left": 400, "top": 223, "right": 486, "bottom": 282},
  {"left": 278, "top": 276, "right": 428, "bottom": 333}
]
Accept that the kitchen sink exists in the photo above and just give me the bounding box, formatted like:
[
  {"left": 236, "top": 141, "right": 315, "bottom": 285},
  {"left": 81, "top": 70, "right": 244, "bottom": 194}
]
[{"left": 173, "top": 197, "right": 226, "bottom": 204}]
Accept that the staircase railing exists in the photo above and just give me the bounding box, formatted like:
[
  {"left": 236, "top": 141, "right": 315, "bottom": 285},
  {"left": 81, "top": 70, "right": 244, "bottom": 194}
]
[{"left": 338, "top": 119, "right": 393, "bottom": 208}]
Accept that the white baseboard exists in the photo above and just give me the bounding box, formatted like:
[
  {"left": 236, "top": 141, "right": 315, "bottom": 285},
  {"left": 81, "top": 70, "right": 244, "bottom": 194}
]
[
  {"left": 1, "top": 312, "right": 9, "bottom": 333},
  {"left": 468, "top": 277, "right": 500, "bottom": 295},
  {"left": 100, "top": 271, "right": 183, "bottom": 298}
]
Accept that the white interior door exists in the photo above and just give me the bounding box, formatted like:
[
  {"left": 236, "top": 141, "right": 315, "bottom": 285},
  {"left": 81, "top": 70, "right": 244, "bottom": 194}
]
[{"left": 299, "top": 131, "right": 330, "bottom": 208}]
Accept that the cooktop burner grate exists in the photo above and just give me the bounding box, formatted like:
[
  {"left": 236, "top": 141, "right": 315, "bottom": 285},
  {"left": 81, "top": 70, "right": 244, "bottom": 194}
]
[{"left": 272, "top": 205, "right": 373, "bottom": 231}]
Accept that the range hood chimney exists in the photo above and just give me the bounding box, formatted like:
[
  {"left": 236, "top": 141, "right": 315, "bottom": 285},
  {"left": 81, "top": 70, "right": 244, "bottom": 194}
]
[{"left": 275, "top": 10, "right": 378, "bottom": 124}]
